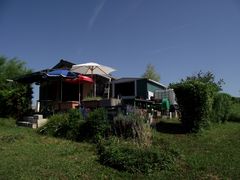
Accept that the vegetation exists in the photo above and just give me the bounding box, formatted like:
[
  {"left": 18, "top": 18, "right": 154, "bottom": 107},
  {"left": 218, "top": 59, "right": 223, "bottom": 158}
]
[
  {"left": 38, "top": 108, "right": 110, "bottom": 142},
  {"left": 171, "top": 80, "right": 215, "bottom": 132},
  {"left": 229, "top": 101, "right": 240, "bottom": 123},
  {"left": 97, "top": 137, "right": 181, "bottom": 174},
  {"left": 39, "top": 110, "right": 178, "bottom": 173},
  {"left": 170, "top": 71, "right": 232, "bottom": 132},
  {"left": 0, "top": 56, "right": 32, "bottom": 120},
  {"left": 85, "top": 108, "right": 110, "bottom": 141},
  {"left": 1, "top": 66, "right": 239, "bottom": 178},
  {"left": 142, "top": 63, "right": 160, "bottom": 82},
  {"left": 38, "top": 109, "right": 85, "bottom": 141},
  {"left": 82, "top": 96, "right": 102, "bottom": 101},
  {"left": 111, "top": 112, "right": 152, "bottom": 146},
  {"left": 212, "top": 93, "right": 232, "bottom": 123},
  {"left": 154, "top": 118, "right": 240, "bottom": 179},
  {"left": 0, "top": 118, "right": 239, "bottom": 179},
  {"left": 183, "top": 70, "right": 224, "bottom": 91}
]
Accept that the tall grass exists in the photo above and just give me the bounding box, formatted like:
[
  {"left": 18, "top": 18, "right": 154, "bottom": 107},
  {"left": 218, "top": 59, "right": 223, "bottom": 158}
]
[{"left": 111, "top": 113, "right": 152, "bottom": 146}]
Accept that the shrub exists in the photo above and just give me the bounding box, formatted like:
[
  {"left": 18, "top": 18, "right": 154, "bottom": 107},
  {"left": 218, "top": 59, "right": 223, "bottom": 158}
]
[
  {"left": 0, "top": 57, "right": 33, "bottom": 120},
  {"left": 212, "top": 93, "right": 232, "bottom": 123},
  {"left": 97, "top": 137, "right": 181, "bottom": 174},
  {"left": 38, "top": 109, "right": 85, "bottom": 141},
  {"left": 38, "top": 113, "right": 68, "bottom": 137},
  {"left": 85, "top": 108, "right": 110, "bottom": 142},
  {"left": 65, "top": 109, "right": 85, "bottom": 140},
  {"left": 38, "top": 108, "right": 110, "bottom": 142},
  {"left": 228, "top": 102, "right": 240, "bottom": 123},
  {"left": 171, "top": 80, "right": 215, "bottom": 132},
  {"left": 111, "top": 113, "right": 152, "bottom": 146}
]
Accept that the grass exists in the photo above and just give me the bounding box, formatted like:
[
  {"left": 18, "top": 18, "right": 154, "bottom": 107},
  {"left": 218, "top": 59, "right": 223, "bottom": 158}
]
[
  {"left": 154, "top": 118, "right": 240, "bottom": 179},
  {"left": 0, "top": 117, "right": 240, "bottom": 179},
  {"left": 0, "top": 118, "right": 130, "bottom": 179}
]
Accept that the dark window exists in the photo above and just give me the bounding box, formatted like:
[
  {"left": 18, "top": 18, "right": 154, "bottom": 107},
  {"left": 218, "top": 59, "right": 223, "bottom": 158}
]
[{"left": 115, "top": 81, "right": 135, "bottom": 97}]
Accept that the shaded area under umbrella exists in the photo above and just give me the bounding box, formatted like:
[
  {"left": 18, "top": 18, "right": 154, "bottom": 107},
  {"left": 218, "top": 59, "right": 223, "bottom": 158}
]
[
  {"left": 44, "top": 69, "right": 78, "bottom": 102},
  {"left": 65, "top": 75, "right": 93, "bottom": 104}
]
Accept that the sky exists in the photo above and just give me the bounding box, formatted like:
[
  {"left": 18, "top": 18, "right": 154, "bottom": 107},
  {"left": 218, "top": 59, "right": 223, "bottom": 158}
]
[{"left": 1, "top": 0, "right": 240, "bottom": 100}]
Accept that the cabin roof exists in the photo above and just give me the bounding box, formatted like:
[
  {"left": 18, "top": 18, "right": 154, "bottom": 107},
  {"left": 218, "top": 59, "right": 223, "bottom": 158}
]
[{"left": 51, "top": 59, "right": 76, "bottom": 70}]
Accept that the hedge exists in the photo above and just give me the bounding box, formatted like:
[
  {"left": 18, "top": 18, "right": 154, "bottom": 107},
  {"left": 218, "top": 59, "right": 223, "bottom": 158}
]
[{"left": 171, "top": 80, "right": 215, "bottom": 132}]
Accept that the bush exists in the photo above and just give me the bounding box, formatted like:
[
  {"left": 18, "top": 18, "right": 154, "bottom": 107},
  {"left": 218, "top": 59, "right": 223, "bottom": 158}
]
[
  {"left": 111, "top": 113, "right": 152, "bottom": 146},
  {"left": 212, "top": 93, "right": 232, "bottom": 123},
  {"left": 97, "top": 137, "right": 181, "bottom": 174},
  {"left": 38, "top": 109, "right": 85, "bottom": 141},
  {"left": 0, "top": 57, "right": 33, "bottom": 120},
  {"left": 85, "top": 108, "right": 110, "bottom": 142},
  {"left": 171, "top": 81, "right": 215, "bottom": 132},
  {"left": 228, "top": 102, "right": 240, "bottom": 123},
  {"left": 38, "top": 113, "right": 68, "bottom": 137},
  {"left": 38, "top": 108, "right": 110, "bottom": 142},
  {"left": 66, "top": 109, "right": 85, "bottom": 140}
]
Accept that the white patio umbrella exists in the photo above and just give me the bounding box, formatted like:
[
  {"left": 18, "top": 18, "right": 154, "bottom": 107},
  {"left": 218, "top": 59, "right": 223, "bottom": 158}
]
[
  {"left": 70, "top": 62, "right": 116, "bottom": 97},
  {"left": 71, "top": 62, "right": 116, "bottom": 75}
]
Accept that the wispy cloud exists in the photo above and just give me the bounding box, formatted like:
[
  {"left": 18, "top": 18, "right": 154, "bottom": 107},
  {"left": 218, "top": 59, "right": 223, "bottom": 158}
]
[{"left": 88, "top": 0, "right": 107, "bottom": 30}]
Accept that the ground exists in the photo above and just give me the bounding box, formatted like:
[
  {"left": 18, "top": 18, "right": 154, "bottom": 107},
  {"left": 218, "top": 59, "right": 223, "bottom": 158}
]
[{"left": 0, "top": 118, "right": 239, "bottom": 179}]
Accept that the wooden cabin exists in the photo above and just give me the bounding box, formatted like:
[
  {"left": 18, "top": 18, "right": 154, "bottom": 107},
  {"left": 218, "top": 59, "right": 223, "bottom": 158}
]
[{"left": 16, "top": 60, "right": 114, "bottom": 116}]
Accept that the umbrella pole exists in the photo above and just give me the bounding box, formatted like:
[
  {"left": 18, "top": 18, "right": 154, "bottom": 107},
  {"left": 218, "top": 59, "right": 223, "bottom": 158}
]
[
  {"left": 94, "top": 80, "right": 96, "bottom": 97},
  {"left": 61, "top": 79, "right": 62, "bottom": 102},
  {"left": 107, "top": 78, "right": 111, "bottom": 99},
  {"left": 91, "top": 70, "right": 96, "bottom": 97},
  {"left": 79, "top": 82, "right": 81, "bottom": 106}
]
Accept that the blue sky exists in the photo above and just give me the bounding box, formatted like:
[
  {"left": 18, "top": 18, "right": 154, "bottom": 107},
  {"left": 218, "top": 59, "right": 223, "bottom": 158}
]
[{"left": 1, "top": 0, "right": 240, "bottom": 98}]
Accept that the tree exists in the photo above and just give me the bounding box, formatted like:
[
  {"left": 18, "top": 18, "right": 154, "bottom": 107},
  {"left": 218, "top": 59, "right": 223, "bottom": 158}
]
[
  {"left": 142, "top": 64, "right": 160, "bottom": 82},
  {"left": 170, "top": 71, "right": 229, "bottom": 132},
  {"left": 182, "top": 70, "right": 224, "bottom": 91},
  {"left": 0, "top": 56, "right": 32, "bottom": 119}
]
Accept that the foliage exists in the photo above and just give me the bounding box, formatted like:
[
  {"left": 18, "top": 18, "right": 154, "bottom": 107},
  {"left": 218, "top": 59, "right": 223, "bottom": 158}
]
[
  {"left": 228, "top": 102, "right": 240, "bottom": 123},
  {"left": 85, "top": 108, "right": 110, "bottom": 142},
  {"left": 39, "top": 108, "right": 110, "bottom": 142},
  {"left": 171, "top": 80, "right": 215, "bottom": 132},
  {"left": 38, "top": 113, "right": 68, "bottom": 137},
  {"left": 212, "top": 93, "right": 232, "bottom": 123},
  {"left": 97, "top": 137, "right": 181, "bottom": 174},
  {"left": 111, "top": 112, "right": 152, "bottom": 146},
  {"left": 38, "top": 109, "right": 85, "bottom": 141},
  {"left": 82, "top": 96, "right": 102, "bottom": 101},
  {"left": 182, "top": 70, "right": 224, "bottom": 91},
  {"left": 0, "top": 56, "right": 32, "bottom": 119},
  {"left": 170, "top": 71, "right": 230, "bottom": 132},
  {"left": 142, "top": 63, "right": 160, "bottom": 82}
]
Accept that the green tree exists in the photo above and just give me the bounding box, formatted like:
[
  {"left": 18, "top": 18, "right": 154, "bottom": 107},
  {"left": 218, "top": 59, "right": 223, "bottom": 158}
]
[
  {"left": 170, "top": 71, "right": 230, "bottom": 132},
  {"left": 182, "top": 70, "right": 224, "bottom": 91},
  {"left": 0, "top": 56, "right": 32, "bottom": 119},
  {"left": 142, "top": 64, "right": 160, "bottom": 82}
]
